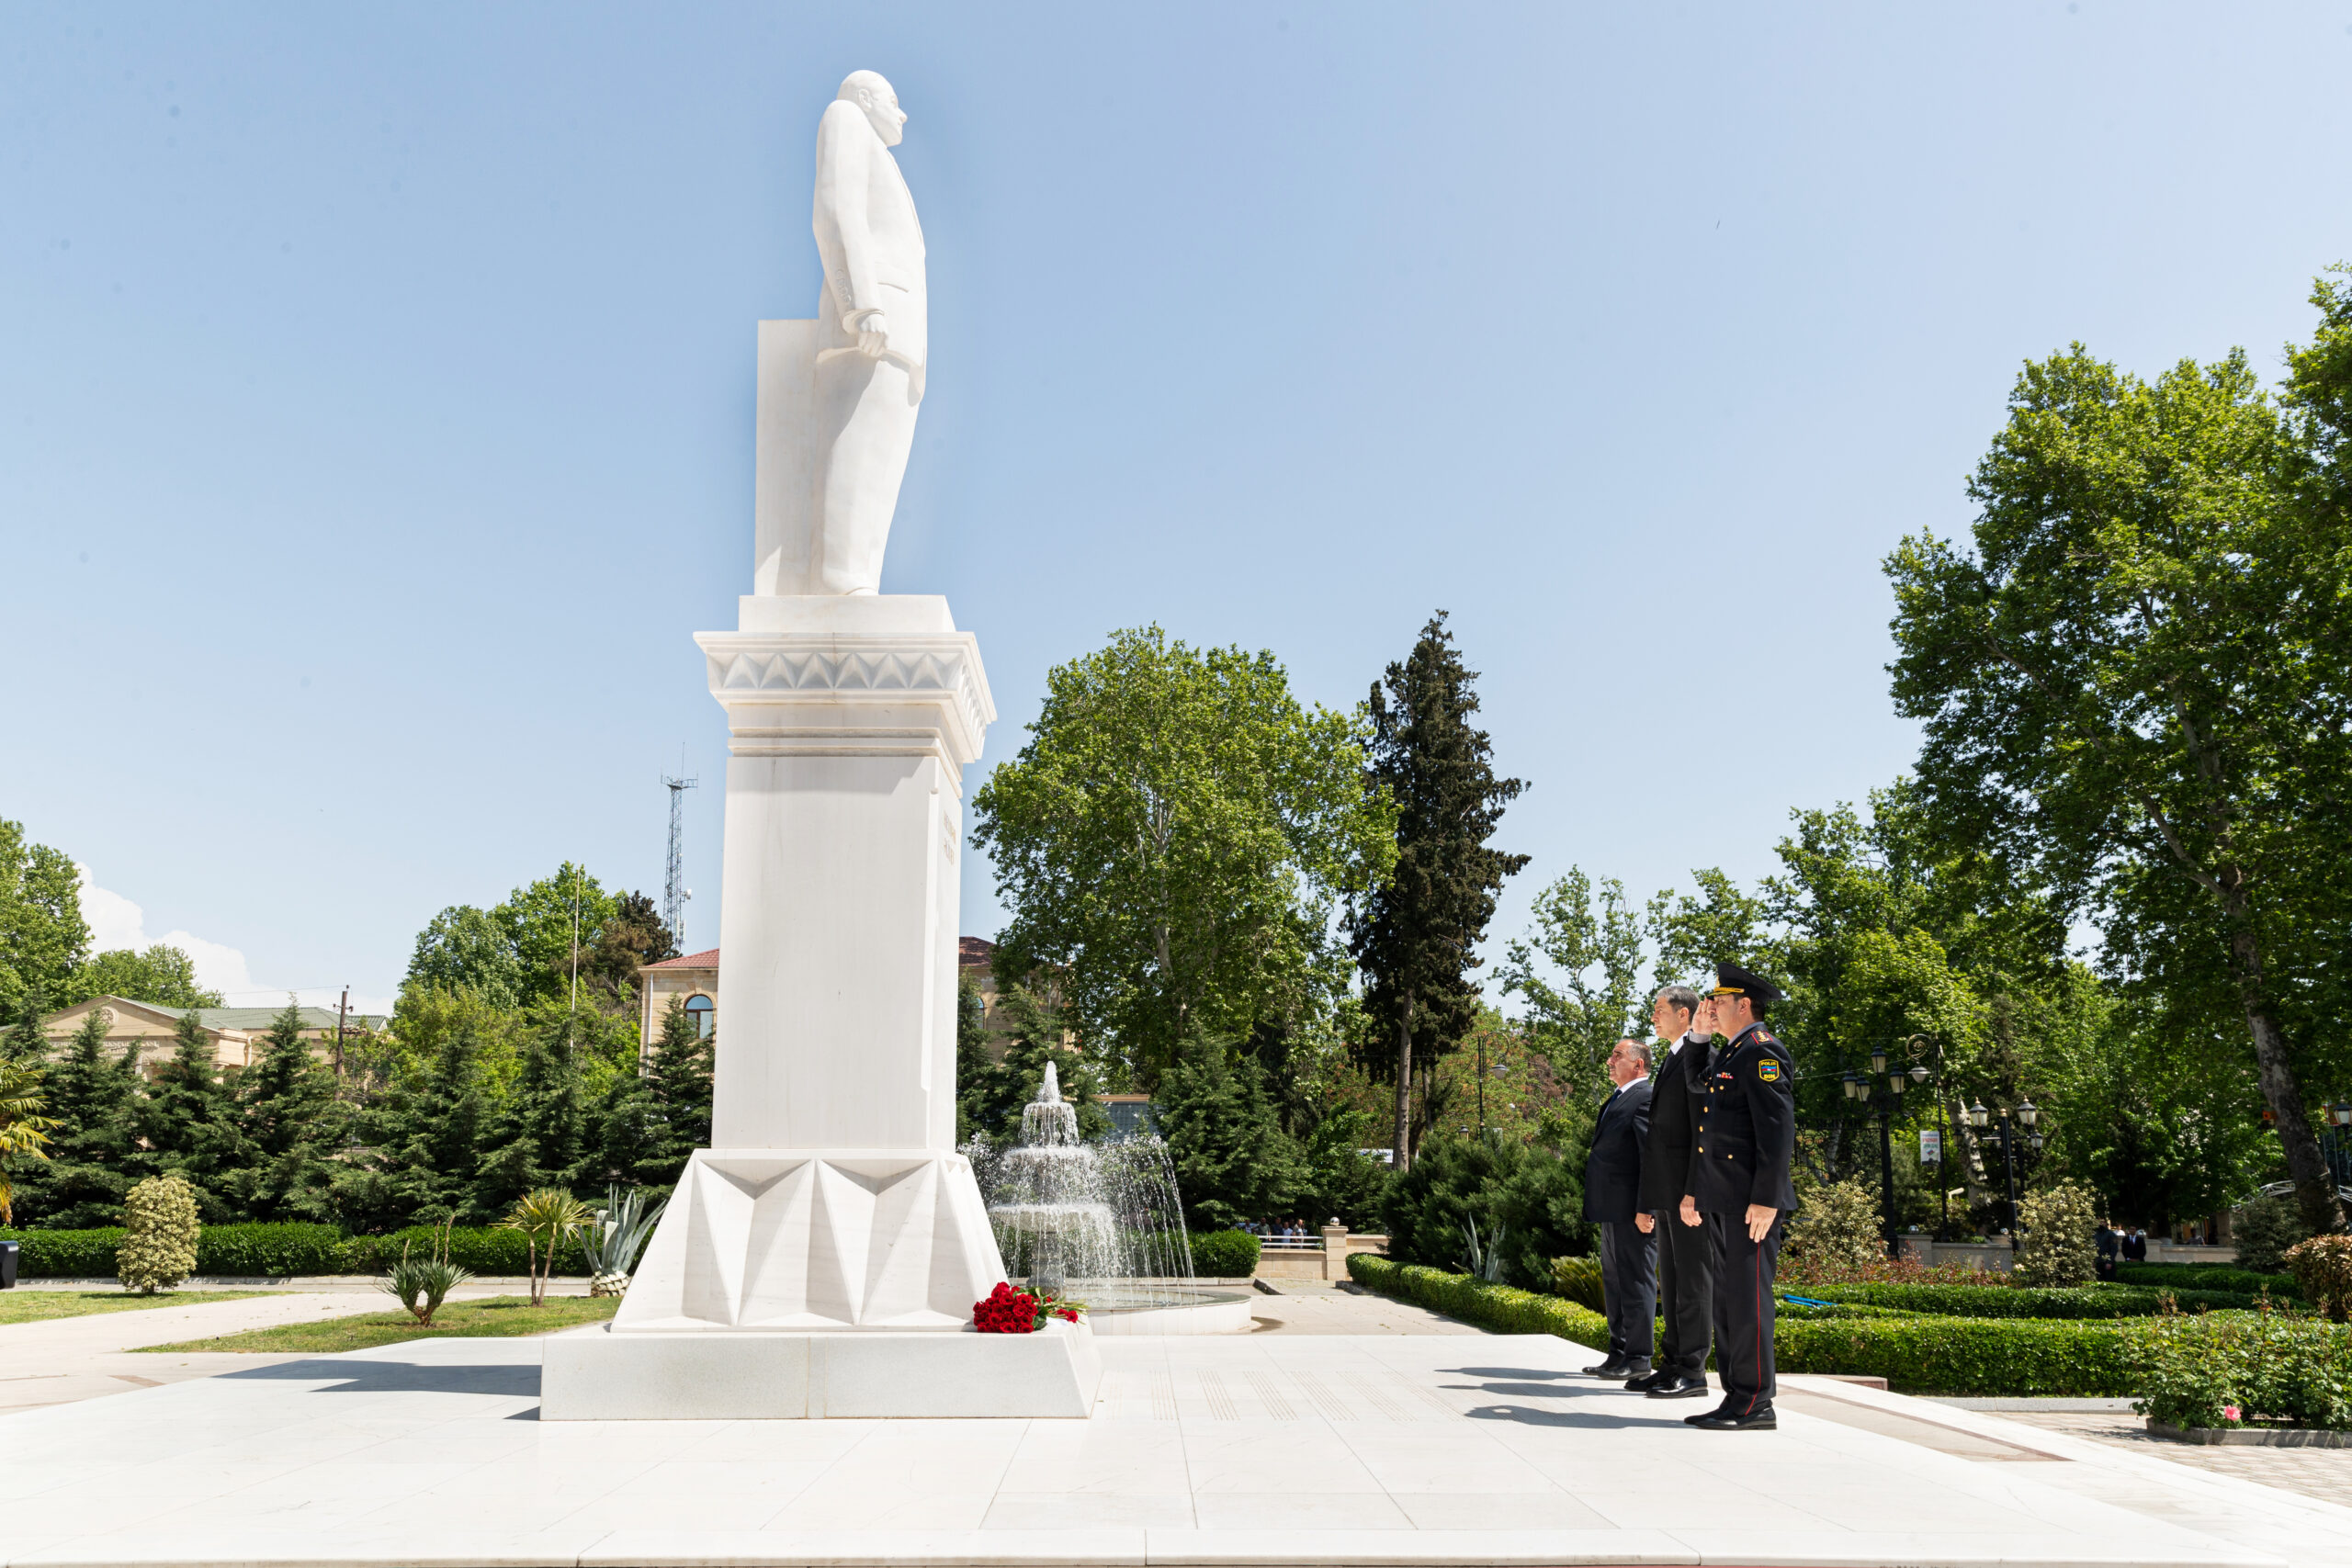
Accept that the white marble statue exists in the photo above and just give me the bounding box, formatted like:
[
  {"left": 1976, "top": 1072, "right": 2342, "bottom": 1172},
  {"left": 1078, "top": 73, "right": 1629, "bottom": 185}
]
[{"left": 781, "top": 69, "right": 927, "bottom": 596}]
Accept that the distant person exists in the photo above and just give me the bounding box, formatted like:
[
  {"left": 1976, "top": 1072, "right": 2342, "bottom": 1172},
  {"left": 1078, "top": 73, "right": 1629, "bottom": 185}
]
[
  {"left": 2096, "top": 1219, "right": 2120, "bottom": 1281},
  {"left": 1628, "top": 985, "right": 1716, "bottom": 1399},
  {"left": 2124, "top": 1226, "right": 2148, "bottom": 1263},
  {"left": 1581, "top": 1037, "right": 1657, "bottom": 1382},
  {"left": 1678, "top": 963, "right": 1797, "bottom": 1432}
]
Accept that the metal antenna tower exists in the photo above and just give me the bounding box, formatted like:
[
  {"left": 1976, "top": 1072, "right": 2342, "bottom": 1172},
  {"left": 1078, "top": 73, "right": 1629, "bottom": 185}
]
[{"left": 662, "top": 762, "right": 698, "bottom": 948}]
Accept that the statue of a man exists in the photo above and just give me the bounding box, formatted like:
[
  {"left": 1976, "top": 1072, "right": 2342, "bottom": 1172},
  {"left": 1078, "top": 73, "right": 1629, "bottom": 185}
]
[{"left": 808, "top": 69, "right": 925, "bottom": 596}]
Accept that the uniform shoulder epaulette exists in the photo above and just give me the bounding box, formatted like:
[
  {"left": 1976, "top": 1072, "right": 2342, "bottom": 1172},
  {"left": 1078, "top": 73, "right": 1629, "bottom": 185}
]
[{"left": 1755, "top": 1031, "right": 1777, "bottom": 1045}]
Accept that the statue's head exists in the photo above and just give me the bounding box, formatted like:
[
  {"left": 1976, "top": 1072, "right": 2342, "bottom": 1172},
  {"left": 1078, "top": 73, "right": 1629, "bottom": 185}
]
[{"left": 838, "top": 71, "right": 906, "bottom": 148}]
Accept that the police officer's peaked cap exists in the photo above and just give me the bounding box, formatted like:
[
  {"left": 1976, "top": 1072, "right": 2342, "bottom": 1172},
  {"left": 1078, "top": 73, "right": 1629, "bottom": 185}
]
[{"left": 1710, "top": 962, "right": 1784, "bottom": 1007}]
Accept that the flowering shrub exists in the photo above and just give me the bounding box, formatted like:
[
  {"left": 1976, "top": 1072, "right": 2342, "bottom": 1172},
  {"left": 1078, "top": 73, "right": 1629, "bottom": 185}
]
[
  {"left": 972, "top": 1280, "right": 1083, "bottom": 1334},
  {"left": 2134, "top": 1299, "right": 2352, "bottom": 1431},
  {"left": 2014, "top": 1182, "right": 2098, "bottom": 1287},
  {"left": 1784, "top": 1180, "right": 1885, "bottom": 1276},
  {"left": 2283, "top": 1235, "right": 2352, "bottom": 1324}
]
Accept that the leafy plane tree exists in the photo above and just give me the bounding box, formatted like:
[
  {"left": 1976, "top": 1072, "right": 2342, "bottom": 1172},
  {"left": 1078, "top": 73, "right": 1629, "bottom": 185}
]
[
  {"left": 974, "top": 626, "right": 1396, "bottom": 1081},
  {"left": 1887, "top": 279, "right": 2352, "bottom": 1234}
]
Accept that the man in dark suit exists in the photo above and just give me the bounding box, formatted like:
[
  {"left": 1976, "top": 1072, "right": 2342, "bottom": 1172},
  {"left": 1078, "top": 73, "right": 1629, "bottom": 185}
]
[
  {"left": 1580, "top": 1037, "right": 1657, "bottom": 1380},
  {"left": 1626, "top": 985, "right": 1715, "bottom": 1399},
  {"left": 1677, "top": 963, "right": 1800, "bottom": 1431}
]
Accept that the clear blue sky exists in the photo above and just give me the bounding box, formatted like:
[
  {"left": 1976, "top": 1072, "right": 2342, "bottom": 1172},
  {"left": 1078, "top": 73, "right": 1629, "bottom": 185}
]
[{"left": 6, "top": 4, "right": 2350, "bottom": 1012}]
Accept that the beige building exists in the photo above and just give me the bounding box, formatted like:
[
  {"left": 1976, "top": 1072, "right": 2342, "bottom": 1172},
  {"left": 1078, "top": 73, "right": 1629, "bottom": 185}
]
[
  {"left": 636, "top": 938, "right": 1007, "bottom": 1055},
  {"left": 40, "top": 997, "right": 388, "bottom": 1075}
]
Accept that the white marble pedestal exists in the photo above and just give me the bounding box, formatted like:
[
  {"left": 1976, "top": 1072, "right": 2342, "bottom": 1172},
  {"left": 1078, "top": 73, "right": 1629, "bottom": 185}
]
[{"left": 541, "top": 595, "right": 1101, "bottom": 1419}]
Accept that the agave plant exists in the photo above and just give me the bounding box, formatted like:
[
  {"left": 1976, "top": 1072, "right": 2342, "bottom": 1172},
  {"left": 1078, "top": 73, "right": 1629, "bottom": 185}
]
[
  {"left": 1460, "top": 1216, "right": 1509, "bottom": 1284},
  {"left": 381, "top": 1221, "right": 473, "bottom": 1325},
  {"left": 502, "top": 1187, "right": 592, "bottom": 1306},
  {"left": 576, "top": 1184, "right": 668, "bottom": 1297}
]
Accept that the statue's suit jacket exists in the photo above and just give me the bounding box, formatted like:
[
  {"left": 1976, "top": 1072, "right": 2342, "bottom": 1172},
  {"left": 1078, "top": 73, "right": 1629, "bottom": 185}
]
[{"left": 812, "top": 99, "right": 928, "bottom": 392}]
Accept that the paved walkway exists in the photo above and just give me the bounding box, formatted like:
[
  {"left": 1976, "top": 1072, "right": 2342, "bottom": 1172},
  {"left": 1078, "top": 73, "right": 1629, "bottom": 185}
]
[
  {"left": 1, "top": 1332, "right": 2335, "bottom": 1568},
  {"left": 1245, "top": 1280, "right": 1486, "bottom": 1336},
  {"left": 0, "top": 1282, "right": 588, "bottom": 1415},
  {"left": 1996, "top": 1408, "right": 2352, "bottom": 1507}
]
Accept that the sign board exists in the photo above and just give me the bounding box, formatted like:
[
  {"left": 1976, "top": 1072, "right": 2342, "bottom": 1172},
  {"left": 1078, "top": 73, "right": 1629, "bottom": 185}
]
[{"left": 1919, "top": 1127, "right": 1942, "bottom": 1165}]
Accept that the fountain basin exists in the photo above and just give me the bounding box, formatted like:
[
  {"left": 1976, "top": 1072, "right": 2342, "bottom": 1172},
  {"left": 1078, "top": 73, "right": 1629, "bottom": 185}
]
[{"left": 1076, "top": 1284, "right": 1257, "bottom": 1336}]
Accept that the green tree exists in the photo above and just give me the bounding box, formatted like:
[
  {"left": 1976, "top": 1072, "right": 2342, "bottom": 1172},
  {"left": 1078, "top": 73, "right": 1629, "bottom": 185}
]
[
  {"left": 140, "top": 1010, "right": 251, "bottom": 1223},
  {"left": 646, "top": 994, "right": 713, "bottom": 1153},
  {"left": 474, "top": 1010, "right": 588, "bottom": 1211},
  {"left": 403, "top": 906, "right": 526, "bottom": 1010},
  {"left": 1348, "top": 613, "right": 1527, "bottom": 1172},
  {"left": 0, "top": 1054, "right": 58, "bottom": 1224},
  {"left": 961, "top": 987, "right": 1108, "bottom": 1146},
  {"left": 973, "top": 626, "right": 1396, "bottom": 1083},
  {"left": 1378, "top": 1130, "right": 1589, "bottom": 1288},
  {"left": 1886, "top": 299, "right": 2352, "bottom": 1233},
  {"left": 596, "top": 995, "right": 714, "bottom": 1189},
  {"left": 226, "top": 1002, "right": 340, "bottom": 1222},
  {"left": 0, "top": 818, "right": 89, "bottom": 1022},
  {"left": 1499, "top": 868, "right": 1646, "bottom": 1086},
  {"left": 954, "top": 975, "right": 992, "bottom": 1145},
  {"left": 66, "top": 945, "right": 222, "bottom": 1008},
  {"left": 7, "top": 1008, "right": 146, "bottom": 1228},
  {"left": 1153, "top": 1026, "right": 1303, "bottom": 1230},
  {"left": 351, "top": 1006, "right": 493, "bottom": 1228}
]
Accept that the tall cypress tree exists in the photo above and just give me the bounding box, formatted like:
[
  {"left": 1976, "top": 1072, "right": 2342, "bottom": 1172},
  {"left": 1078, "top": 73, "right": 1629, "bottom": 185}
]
[
  {"left": 474, "top": 1010, "right": 587, "bottom": 1211},
  {"left": 1348, "top": 613, "right": 1528, "bottom": 1171},
  {"left": 954, "top": 976, "right": 991, "bottom": 1145},
  {"left": 11, "top": 1008, "right": 146, "bottom": 1227},
  {"left": 141, "top": 1010, "right": 250, "bottom": 1223}
]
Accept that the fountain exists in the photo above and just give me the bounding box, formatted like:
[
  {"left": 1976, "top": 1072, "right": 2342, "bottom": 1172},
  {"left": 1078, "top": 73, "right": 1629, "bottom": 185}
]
[{"left": 970, "top": 1063, "right": 1254, "bottom": 1335}]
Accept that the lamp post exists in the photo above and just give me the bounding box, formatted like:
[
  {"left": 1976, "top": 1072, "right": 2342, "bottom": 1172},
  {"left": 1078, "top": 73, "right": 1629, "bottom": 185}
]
[
  {"left": 1843, "top": 1048, "right": 1911, "bottom": 1258},
  {"left": 1968, "top": 1099, "right": 2042, "bottom": 1241},
  {"left": 2319, "top": 1100, "right": 2352, "bottom": 1190}
]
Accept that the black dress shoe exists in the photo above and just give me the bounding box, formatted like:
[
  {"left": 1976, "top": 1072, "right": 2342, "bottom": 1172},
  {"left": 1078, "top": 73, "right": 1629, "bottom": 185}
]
[
  {"left": 1690, "top": 1406, "right": 1777, "bottom": 1431},
  {"left": 1622, "top": 1367, "right": 1671, "bottom": 1393},
  {"left": 1583, "top": 1357, "right": 1632, "bottom": 1378},
  {"left": 1682, "top": 1403, "right": 1730, "bottom": 1425},
  {"left": 1615, "top": 1359, "right": 1654, "bottom": 1386},
  {"left": 1647, "top": 1374, "right": 1713, "bottom": 1399}
]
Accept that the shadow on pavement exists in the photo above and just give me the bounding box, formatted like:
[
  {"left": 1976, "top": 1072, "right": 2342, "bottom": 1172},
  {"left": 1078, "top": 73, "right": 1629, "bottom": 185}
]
[{"left": 217, "top": 1359, "right": 538, "bottom": 1396}]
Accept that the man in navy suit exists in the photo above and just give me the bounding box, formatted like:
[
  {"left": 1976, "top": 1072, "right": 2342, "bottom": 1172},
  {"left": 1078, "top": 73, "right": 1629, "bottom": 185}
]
[{"left": 1581, "top": 1037, "right": 1657, "bottom": 1380}]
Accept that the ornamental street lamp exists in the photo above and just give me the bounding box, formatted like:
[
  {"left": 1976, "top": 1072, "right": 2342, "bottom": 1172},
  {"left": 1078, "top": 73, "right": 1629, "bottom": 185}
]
[{"left": 1846, "top": 1049, "right": 1915, "bottom": 1258}]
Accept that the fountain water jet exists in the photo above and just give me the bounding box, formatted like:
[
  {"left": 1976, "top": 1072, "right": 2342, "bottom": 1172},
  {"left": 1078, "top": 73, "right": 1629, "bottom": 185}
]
[{"left": 970, "top": 1063, "right": 1254, "bottom": 1333}]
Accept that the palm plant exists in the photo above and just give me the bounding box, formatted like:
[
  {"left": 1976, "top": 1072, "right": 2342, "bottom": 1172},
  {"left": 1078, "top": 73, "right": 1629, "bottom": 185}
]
[
  {"left": 502, "top": 1187, "right": 592, "bottom": 1306},
  {"left": 382, "top": 1221, "right": 473, "bottom": 1325},
  {"left": 576, "top": 1184, "right": 667, "bottom": 1297},
  {"left": 0, "top": 1058, "right": 59, "bottom": 1225}
]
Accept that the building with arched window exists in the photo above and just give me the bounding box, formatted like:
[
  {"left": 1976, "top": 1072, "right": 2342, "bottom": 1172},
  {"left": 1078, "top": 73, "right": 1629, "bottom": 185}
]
[{"left": 635, "top": 939, "right": 1006, "bottom": 1060}]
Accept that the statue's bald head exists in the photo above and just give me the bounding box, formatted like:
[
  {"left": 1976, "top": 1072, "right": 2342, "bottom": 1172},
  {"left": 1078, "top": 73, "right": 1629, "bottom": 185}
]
[{"left": 838, "top": 71, "right": 907, "bottom": 147}]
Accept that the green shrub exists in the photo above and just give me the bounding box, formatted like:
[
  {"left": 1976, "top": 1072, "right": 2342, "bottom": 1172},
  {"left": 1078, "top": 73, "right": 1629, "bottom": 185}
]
[
  {"left": 2015, "top": 1182, "right": 2098, "bottom": 1287},
  {"left": 1776, "top": 1314, "right": 2143, "bottom": 1396},
  {"left": 0, "top": 1228, "right": 125, "bottom": 1277},
  {"left": 345, "top": 1225, "right": 588, "bottom": 1277},
  {"left": 1185, "top": 1228, "right": 1261, "bottom": 1279},
  {"left": 118, "top": 1176, "right": 200, "bottom": 1293},
  {"left": 1548, "top": 1255, "right": 1603, "bottom": 1312},
  {"left": 2135, "top": 1306, "right": 2352, "bottom": 1430},
  {"left": 1784, "top": 1179, "right": 1884, "bottom": 1277},
  {"left": 2283, "top": 1235, "right": 2352, "bottom": 1323},
  {"left": 1348, "top": 1255, "right": 1611, "bottom": 1348},
  {"left": 1379, "top": 1133, "right": 1587, "bottom": 1288},
  {"left": 2233, "top": 1194, "right": 2315, "bottom": 1273},
  {"left": 2118, "top": 1260, "right": 2299, "bottom": 1298},
  {"left": 196, "top": 1224, "right": 350, "bottom": 1277},
  {"left": 1798, "top": 1280, "right": 2259, "bottom": 1318}
]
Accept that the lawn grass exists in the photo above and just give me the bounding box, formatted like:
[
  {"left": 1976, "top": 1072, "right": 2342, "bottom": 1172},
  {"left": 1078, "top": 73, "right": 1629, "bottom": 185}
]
[
  {"left": 134, "top": 1292, "right": 621, "bottom": 1352},
  {"left": 0, "top": 1289, "right": 273, "bottom": 1326}
]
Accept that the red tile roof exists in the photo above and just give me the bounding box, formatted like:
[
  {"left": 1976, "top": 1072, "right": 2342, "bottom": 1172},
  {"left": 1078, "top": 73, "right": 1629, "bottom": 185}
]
[{"left": 643, "top": 947, "right": 721, "bottom": 970}]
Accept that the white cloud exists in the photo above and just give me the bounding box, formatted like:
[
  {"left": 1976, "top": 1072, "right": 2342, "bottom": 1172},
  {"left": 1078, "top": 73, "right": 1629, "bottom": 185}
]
[{"left": 73, "top": 865, "right": 396, "bottom": 1015}]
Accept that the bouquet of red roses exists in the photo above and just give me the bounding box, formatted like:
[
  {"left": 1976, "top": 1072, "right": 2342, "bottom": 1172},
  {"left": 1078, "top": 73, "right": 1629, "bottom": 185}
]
[{"left": 972, "top": 1280, "right": 1084, "bottom": 1333}]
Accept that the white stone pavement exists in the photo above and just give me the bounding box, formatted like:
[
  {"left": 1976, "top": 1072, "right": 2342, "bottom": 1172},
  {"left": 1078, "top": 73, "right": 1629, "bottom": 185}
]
[{"left": 5, "top": 1323, "right": 2347, "bottom": 1568}]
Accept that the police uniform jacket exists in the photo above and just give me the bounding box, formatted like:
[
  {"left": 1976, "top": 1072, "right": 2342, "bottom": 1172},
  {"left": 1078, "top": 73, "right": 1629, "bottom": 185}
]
[{"left": 1685, "top": 1022, "right": 1800, "bottom": 1214}]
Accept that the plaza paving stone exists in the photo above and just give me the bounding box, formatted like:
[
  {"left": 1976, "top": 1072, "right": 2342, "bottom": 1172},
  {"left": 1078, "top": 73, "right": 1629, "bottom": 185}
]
[{"left": 1, "top": 1326, "right": 2341, "bottom": 1568}]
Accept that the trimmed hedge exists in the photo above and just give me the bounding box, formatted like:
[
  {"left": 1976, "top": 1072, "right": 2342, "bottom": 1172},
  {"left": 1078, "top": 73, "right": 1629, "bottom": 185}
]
[
  {"left": 1803, "top": 1280, "right": 2261, "bottom": 1318},
  {"left": 2118, "top": 1261, "right": 2300, "bottom": 1298},
  {"left": 1777, "top": 1315, "right": 2143, "bottom": 1396},
  {"left": 1351, "top": 1253, "right": 2147, "bottom": 1395},
  {"left": 344, "top": 1226, "right": 588, "bottom": 1278},
  {"left": 1187, "top": 1229, "right": 1261, "bottom": 1279},
  {"left": 0, "top": 1224, "right": 591, "bottom": 1279},
  {"left": 1348, "top": 1255, "right": 1611, "bottom": 1348}
]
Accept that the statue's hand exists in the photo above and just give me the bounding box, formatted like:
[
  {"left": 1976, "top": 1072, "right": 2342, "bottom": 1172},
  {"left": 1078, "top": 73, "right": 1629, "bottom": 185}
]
[{"left": 855, "top": 312, "right": 890, "bottom": 358}]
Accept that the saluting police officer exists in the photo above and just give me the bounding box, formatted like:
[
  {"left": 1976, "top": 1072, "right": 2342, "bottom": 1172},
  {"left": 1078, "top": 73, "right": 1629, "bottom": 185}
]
[{"left": 1675, "top": 963, "right": 1799, "bottom": 1431}]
